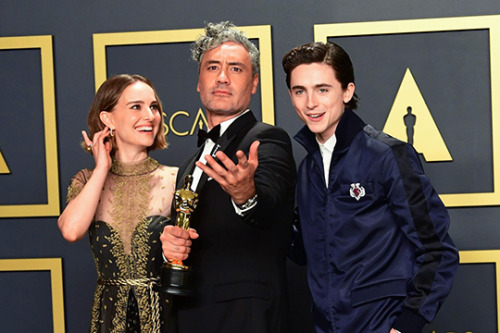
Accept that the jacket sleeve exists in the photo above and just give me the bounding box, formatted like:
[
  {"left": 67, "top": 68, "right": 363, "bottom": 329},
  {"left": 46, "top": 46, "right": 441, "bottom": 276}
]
[
  {"left": 383, "top": 142, "right": 459, "bottom": 333},
  {"left": 287, "top": 208, "right": 307, "bottom": 265},
  {"left": 240, "top": 125, "right": 297, "bottom": 228}
]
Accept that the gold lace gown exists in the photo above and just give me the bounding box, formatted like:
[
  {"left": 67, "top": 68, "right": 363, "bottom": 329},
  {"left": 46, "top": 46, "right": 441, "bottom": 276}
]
[{"left": 67, "top": 157, "right": 177, "bottom": 333}]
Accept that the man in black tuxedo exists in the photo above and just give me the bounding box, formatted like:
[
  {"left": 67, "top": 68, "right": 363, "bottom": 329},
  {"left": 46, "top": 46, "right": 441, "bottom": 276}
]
[{"left": 160, "top": 21, "right": 296, "bottom": 333}]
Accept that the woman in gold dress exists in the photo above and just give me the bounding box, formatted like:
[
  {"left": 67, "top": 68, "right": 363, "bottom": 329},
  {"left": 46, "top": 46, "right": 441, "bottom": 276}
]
[{"left": 58, "top": 74, "right": 177, "bottom": 332}]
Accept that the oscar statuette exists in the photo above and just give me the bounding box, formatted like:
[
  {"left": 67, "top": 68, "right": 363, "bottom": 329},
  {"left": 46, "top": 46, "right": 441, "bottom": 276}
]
[{"left": 161, "top": 174, "right": 198, "bottom": 296}]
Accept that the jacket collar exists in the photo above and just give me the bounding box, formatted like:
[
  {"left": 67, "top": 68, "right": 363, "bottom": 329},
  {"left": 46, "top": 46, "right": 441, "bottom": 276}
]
[
  {"left": 223, "top": 110, "right": 257, "bottom": 139},
  {"left": 294, "top": 109, "right": 366, "bottom": 156}
]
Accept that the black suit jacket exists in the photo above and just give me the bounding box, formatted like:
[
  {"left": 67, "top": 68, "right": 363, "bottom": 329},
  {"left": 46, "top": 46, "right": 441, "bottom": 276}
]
[{"left": 174, "top": 111, "right": 296, "bottom": 333}]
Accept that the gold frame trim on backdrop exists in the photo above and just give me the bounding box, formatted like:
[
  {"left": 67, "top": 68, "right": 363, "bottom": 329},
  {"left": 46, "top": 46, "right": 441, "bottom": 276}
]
[
  {"left": 0, "top": 258, "right": 65, "bottom": 333},
  {"left": 0, "top": 35, "right": 60, "bottom": 217},
  {"left": 459, "top": 250, "right": 500, "bottom": 331},
  {"left": 315, "top": 15, "right": 500, "bottom": 207},
  {"left": 93, "top": 25, "right": 275, "bottom": 125}
]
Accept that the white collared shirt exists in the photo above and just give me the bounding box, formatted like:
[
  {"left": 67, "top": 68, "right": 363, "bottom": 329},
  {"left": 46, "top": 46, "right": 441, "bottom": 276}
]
[{"left": 317, "top": 134, "right": 337, "bottom": 188}]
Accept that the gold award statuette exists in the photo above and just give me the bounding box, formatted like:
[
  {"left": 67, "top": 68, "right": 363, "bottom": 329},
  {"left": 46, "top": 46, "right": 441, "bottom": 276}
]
[{"left": 161, "top": 174, "right": 198, "bottom": 296}]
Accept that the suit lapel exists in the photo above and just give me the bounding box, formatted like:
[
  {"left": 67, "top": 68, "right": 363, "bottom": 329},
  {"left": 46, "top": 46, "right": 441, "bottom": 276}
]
[
  {"left": 195, "top": 111, "right": 257, "bottom": 194},
  {"left": 218, "top": 111, "right": 257, "bottom": 156}
]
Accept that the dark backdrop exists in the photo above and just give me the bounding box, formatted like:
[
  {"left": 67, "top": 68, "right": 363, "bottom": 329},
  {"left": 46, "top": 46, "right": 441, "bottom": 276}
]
[{"left": 2, "top": 1, "right": 500, "bottom": 332}]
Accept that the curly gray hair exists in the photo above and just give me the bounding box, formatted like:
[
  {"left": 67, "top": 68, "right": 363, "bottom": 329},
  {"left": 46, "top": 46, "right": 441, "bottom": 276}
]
[{"left": 191, "top": 21, "right": 260, "bottom": 76}]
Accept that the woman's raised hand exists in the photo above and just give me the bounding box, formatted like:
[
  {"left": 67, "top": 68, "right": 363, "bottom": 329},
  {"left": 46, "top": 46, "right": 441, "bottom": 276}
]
[{"left": 82, "top": 127, "right": 112, "bottom": 171}]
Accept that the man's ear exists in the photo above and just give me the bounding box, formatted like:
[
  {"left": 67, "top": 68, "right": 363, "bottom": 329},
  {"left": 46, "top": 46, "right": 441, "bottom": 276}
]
[
  {"left": 251, "top": 73, "right": 259, "bottom": 95},
  {"left": 343, "top": 82, "right": 355, "bottom": 104},
  {"left": 99, "top": 111, "right": 114, "bottom": 128}
]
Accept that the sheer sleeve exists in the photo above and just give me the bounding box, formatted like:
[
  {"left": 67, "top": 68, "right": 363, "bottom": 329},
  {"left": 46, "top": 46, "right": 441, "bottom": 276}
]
[{"left": 66, "top": 169, "right": 92, "bottom": 203}]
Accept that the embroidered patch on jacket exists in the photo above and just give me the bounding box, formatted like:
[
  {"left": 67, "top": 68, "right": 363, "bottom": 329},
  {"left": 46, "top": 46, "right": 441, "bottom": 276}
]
[{"left": 349, "top": 183, "right": 366, "bottom": 201}]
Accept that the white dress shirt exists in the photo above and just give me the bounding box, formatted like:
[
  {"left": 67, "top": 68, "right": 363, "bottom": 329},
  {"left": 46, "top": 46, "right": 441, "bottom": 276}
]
[{"left": 317, "top": 134, "right": 337, "bottom": 188}]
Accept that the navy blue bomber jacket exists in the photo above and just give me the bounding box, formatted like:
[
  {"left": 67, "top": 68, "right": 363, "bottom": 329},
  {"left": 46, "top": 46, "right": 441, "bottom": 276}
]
[{"left": 291, "top": 109, "right": 459, "bottom": 333}]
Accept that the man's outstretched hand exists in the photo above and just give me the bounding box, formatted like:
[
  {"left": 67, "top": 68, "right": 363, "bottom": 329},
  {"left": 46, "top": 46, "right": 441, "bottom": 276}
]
[{"left": 195, "top": 140, "right": 260, "bottom": 204}]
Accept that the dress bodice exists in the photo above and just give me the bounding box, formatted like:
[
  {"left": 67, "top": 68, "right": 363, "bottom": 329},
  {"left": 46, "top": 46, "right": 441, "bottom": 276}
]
[{"left": 68, "top": 157, "right": 177, "bottom": 253}]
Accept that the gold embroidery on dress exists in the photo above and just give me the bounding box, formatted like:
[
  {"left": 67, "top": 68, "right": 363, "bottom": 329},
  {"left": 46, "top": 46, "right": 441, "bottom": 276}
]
[
  {"left": 134, "top": 217, "right": 156, "bottom": 332},
  {"left": 107, "top": 226, "right": 129, "bottom": 332},
  {"left": 108, "top": 157, "right": 158, "bottom": 255},
  {"left": 90, "top": 224, "right": 100, "bottom": 332}
]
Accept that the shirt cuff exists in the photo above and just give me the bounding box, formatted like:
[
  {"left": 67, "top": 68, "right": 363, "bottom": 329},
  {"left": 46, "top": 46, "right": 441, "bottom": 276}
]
[{"left": 232, "top": 194, "right": 258, "bottom": 216}]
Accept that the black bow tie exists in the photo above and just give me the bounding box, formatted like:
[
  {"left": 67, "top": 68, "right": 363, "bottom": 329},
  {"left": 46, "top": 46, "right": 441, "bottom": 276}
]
[{"left": 197, "top": 125, "right": 220, "bottom": 147}]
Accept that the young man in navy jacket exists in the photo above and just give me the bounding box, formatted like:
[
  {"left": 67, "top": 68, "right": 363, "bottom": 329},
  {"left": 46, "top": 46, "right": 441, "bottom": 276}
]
[{"left": 282, "top": 42, "right": 458, "bottom": 333}]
